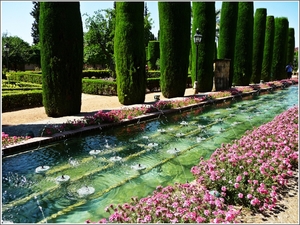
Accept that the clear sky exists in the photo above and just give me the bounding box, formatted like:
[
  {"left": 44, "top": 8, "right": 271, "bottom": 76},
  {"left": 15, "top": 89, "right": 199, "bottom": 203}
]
[{"left": 1, "top": 1, "right": 299, "bottom": 48}]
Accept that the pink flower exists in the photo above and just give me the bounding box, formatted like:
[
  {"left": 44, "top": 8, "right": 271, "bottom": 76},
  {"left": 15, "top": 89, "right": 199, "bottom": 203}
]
[
  {"left": 221, "top": 186, "right": 227, "bottom": 192},
  {"left": 238, "top": 193, "right": 244, "bottom": 198},
  {"left": 234, "top": 183, "right": 239, "bottom": 188},
  {"left": 247, "top": 194, "right": 253, "bottom": 199},
  {"left": 236, "top": 175, "right": 242, "bottom": 182}
]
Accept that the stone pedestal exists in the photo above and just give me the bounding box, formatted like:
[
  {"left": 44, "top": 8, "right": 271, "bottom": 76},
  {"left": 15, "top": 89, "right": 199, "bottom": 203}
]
[{"left": 213, "top": 59, "right": 231, "bottom": 91}]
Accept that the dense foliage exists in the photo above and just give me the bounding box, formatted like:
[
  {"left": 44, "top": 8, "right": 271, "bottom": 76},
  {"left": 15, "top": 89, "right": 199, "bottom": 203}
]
[
  {"left": 233, "top": 2, "right": 254, "bottom": 86},
  {"left": 286, "top": 28, "right": 295, "bottom": 66},
  {"left": 39, "top": 2, "right": 83, "bottom": 117},
  {"left": 158, "top": 2, "right": 191, "bottom": 98},
  {"left": 114, "top": 2, "right": 146, "bottom": 105},
  {"left": 147, "top": 41, "right": 160, "bottom": 70},
  {"left": 271, "top": 17, "right": 289, "bottom": 80},
  {"left": 261, "top": 16, "right": 275, "bottom": 82},
  {"left": 192, "top": 2, "right": 215, "bottom": 92},
  {"left": 2, "top": 34, "right": 31, "bottom": 71},
  {"left": 217, "top": 2, "right": 238, "bottom": 87},
  {"left": 251, "top": 8, "right": 267, "bottom": 83}
]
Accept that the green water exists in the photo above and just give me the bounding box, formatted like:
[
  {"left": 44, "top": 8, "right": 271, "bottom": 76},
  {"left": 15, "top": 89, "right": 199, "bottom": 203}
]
[{"left": 2, "top": 85, "right": 298, "bottom": 223}]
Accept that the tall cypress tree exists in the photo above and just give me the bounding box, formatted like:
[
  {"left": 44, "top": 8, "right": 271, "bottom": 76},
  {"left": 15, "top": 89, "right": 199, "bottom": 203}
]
[
  {"left": 217, "top": 2, "right": 238, "bottom": 87},
  {"left": 147, "top": 41, "right": 160, "bottom": 70},
  {"left": 158, "top": 2, "right": 191, "bottom": 98},
  {"left": 39, "top": 2, "right": 83, "bottom": 117},
  {"left": 251, "top": 8, "right": 267, "bottom": 83},
  {"left": 261, "top": 16, "right": 275, "bottom": 82},
  {"left": 286, "top": 28, "right": 295, "bottom": 66},
  {"left": 233, "top": 2, "right": 254, "bottom": 86},
  {"left": 114, "top": 2, "right": 145, "bottom": 105},
  {"left": 271, "top": 17, "right": 289, "bottom": 80},
  {"left": 192, "top": 2, "right": 215, "bottom": 92}
]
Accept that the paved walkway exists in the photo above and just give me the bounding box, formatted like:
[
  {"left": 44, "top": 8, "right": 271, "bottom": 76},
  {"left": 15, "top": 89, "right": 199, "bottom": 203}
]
[{"left": 2, "top": 88, "right": 206, "bottom": 138}]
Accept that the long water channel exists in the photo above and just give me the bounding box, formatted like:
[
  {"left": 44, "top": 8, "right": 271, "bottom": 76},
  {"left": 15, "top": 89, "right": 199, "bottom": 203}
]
[{"left": 2, "top": 85, "right": 298, "bottom": 223}]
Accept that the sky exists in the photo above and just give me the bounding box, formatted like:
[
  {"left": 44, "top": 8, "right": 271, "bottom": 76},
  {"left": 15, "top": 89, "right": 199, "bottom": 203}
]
[{"left": 1, "top": 1, "right": 299, "bottom": 48}]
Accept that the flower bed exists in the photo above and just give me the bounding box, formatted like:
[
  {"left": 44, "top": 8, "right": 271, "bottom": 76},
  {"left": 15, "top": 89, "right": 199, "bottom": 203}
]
[
  {"left": 85, "top": 106, "right": 298, "bottom": 223},
  {"left": 2, "top": 132, "right": 30, "bottom": 148}
]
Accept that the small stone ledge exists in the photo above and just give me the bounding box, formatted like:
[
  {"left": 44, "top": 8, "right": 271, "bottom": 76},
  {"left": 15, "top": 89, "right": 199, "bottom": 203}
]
[{"left": 2, "top": 84, "right": 296, "bottom": 157}]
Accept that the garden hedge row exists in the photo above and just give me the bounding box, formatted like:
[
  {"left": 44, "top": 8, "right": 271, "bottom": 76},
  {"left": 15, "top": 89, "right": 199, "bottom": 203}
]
[{"left": 2, "top": 75, "right": 193, "bottom": 112}]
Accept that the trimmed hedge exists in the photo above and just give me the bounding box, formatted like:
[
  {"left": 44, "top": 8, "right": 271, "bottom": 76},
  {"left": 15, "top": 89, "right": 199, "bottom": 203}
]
[
  {"left": 159, "top": 2, "right": 191, "bottom": 97},
  {"left": 82, "top": 79, "right": 117, "bottom": 95},
  {"left": 251, "top": 8, "right": 267, "bottom": 83},
  {"left": 82, "top": 70, "right": 111, "bottom": 79},
  {"left": 192, "top": 2, "right": 215, "bottom": 92},
  {"left": 261, "top": 16, "right": 275, "bottom": 82},
  {"left": 233, "top": 2, "right": 254, "bottom": 86},
  {"left": 147, "top": 41, "right": 160, "bottom": 70},
  {"left": 271, "top": 17, "right": 289, "bottom": 80},
  {"left": 286, "top": 28, "right": 295, "bottom": 65},
  {"left": 217, "top": 2, "right": 238, "bottom": 87},
  {"left": 2, "top": 90, "right": 43, "bottom": 112},
  {"left": 114, "top": 2, "right": 146, "bottom": 105},
  {"left": 40, "top": 2, "right": 83, "bottom": 117}
]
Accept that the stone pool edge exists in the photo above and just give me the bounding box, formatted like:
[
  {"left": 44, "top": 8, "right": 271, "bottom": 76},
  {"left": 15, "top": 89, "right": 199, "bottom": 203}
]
[{"left": 2, "top": 85, "right": 294, "bottom": 157}]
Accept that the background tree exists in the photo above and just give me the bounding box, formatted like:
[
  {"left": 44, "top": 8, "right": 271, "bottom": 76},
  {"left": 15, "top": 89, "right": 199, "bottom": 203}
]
[
  {"left": 30, "top": 1, "right": 40, "bottom": 45},
  {"left": 39, "top": 2, "right": 83, "bottom": 117},
  {"left": 28, "top": 42, "right": 41, "bottom": 67},
  {"left": 251, "top": 8, "right": 267, "bottom": 83},
  {"left": 233, "top": 2, "right": 254, "bottom": 86},
  {"left": 147, "top": 40, "right": 160, "bottom": 70},
  {"left": 261, "top": 15, "right": 275, "bottom": 82},
  {"left": 271, "top": 17, "right": 289, "bottom": 80},
  {"left": 286, "top": 28, "right": 295, "bottom": 66},
  {"left": 217, "top": 2, "right": 238, "bottom": 87},
  {"left": 114, "top": 2, "right": 146, "bottom": 105},
  {"left": 2, "top": 34, "right": 31, "bottom": 71},
  {"left": 83, "top": 9, "right": 115, "bottom": 72},
  {"left": 192, "top": 2, "right": 215, "bottom": 92},
  {"left": 158, "top": 2, "right": 191, "bottom": 98}
]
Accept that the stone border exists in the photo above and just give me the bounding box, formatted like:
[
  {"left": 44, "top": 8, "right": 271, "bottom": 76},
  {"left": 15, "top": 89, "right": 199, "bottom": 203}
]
[{"left": 2, "top": 85, "right": 294, "bottom": 157}]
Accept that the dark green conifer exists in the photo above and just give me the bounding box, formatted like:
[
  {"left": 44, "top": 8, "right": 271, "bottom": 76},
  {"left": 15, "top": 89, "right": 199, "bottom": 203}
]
[
  {"left": 158, "top": 2, "right": 191, "bottom": 97},
  {"left": 271, "top": 17, "right": 289, "bottom": 80},
  {"left": 192, "top": 2, "right": 215, "bottom": 92},
  {"left": 217, "top": 2, "right": 238, "bottom": 87},
  {"left": 114, "top": 2, "right": 146, "bottom": 104},
  {"left": 261, "top": 16, "right": 275, "bottom": 82},
  {"left": 251, "top": 8, "right": 267, "bottom": 83},
  {"left": 233, "top": 2, "right": 254, "bottom": 86},
  {"left": 39, "top": 2, "right": 83, "bottom": 117}
]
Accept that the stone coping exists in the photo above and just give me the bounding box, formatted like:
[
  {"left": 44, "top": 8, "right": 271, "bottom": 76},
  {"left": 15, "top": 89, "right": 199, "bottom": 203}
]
[{"left": 2, "top": 84, "right": 294, "bottom": 157}]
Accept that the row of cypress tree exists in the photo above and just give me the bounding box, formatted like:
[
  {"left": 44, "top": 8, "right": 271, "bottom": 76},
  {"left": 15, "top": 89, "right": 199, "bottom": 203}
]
[{"left": 39, "top": 2, "right": 295, "bottom": 117}]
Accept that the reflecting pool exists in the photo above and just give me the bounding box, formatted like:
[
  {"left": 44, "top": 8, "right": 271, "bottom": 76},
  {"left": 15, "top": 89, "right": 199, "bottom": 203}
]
[{"left": 2, "top": 85, "right": 298, "bottom": 223}]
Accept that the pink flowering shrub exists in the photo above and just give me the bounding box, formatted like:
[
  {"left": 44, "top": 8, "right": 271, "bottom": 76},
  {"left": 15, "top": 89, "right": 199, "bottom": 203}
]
[
  {"left": 85, "top": 106, "right": 298, "bottom": 223},
  {"left": 2, "top": 132, "right": 30, "bottom": 148},
  {"left": 191, "top": 106, "right": 298, "bottom": 211}
]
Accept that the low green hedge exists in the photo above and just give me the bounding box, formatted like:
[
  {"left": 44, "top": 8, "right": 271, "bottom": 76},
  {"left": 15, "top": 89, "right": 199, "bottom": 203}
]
[
  {"left": 82, "top": 70, "right": 111, "bottom": 79},
  {"left": 82, "top": 79, "right": 117, "bottom": 95},
  {"left": 2, "top": 73, "right": 193, "bottom": 112},
  {"left": 7, "top": 72, "right": 43, "bottom": 84},
  {"left": 2, "top": 90, "right": 43, "bottom": 112}
]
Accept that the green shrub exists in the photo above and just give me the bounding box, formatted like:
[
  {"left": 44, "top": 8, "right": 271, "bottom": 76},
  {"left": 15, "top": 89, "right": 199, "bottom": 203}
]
[
  {"left": 7, "top": 71, "right": 43, "bottom": 84},
  {"left": 82, "top": 79, "right": 117, "bottom": 95},
  {"left": 2, "top": 90, "right": 43, "bottom": 112},
  {"left": 82, "top": 70, "right": 111, "bottom": 79}
]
